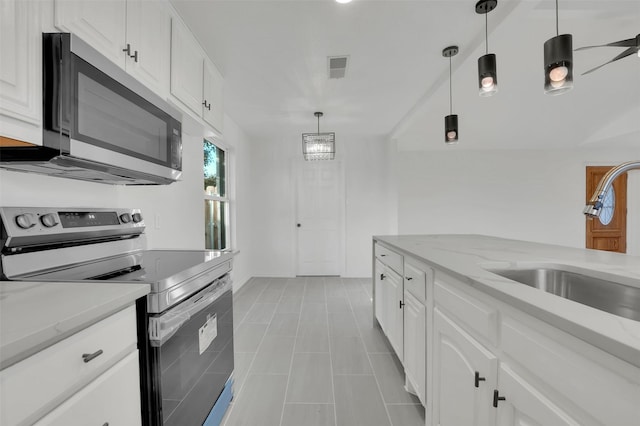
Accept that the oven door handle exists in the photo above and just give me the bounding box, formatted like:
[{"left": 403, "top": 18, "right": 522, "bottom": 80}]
[{"left": 148, "top": 277, "right": 229, "bottom": 346}]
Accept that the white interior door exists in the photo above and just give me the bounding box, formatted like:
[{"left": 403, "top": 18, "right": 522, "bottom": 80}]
[{"left": 295, "top": 160, "right": 344, "bottom": 276}]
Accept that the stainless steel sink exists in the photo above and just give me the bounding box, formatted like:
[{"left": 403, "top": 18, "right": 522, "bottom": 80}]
[{"left": 489, "top": 268, "right": 640, "bottom": 321}]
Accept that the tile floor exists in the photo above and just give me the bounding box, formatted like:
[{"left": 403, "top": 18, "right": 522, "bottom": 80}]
[{"left": 221, "top": 276, "right": 425, "bottom": 426}]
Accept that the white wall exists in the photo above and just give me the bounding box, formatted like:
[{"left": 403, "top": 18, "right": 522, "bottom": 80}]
[
  {"left": 247, "top": 134, "right": 396, "bottom": 278},
  {"left": 394, "top": 147, "right": 640, "bottom": 255}
]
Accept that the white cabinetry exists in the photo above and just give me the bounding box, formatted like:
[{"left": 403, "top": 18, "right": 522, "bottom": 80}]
[
  {"left": 0, "top": 0, "right": 41, "bottom": 143},
  {"left": 432, "top": 271, "right": 640, "bottom": 426},
  {"left": 374, "top": 243, "right": 404, "bottom": 361},
  {"left": 402, "top": 259, "right": 429, "bottom": 405},
  {"left": 433, "top": 308, "right": 497, "bottom": 426},
  {"left": 54, "top": 0, "right": 170, "bottom": 95},
  {"left": 171, "top": 17, "right": 224, "bottom": 133},
  {"left": 0, "top": 305, "right": 141, "bottom": 425}
]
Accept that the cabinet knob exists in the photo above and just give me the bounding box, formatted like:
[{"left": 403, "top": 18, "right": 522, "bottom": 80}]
[
  {"left": 82, "top": 349, "right": 104, "bottom": 363},
  {"left": 474, "top": 371, "right": 486, "bottom": 388},
  {"left": 493, "top": 389, "right": 506, "bottom": 407},
  {"left": 380, "top": 273, "right": 386, "bottom": 280},
  {"left": 380, "top": 254, "right": 387, "bottom": 257}
]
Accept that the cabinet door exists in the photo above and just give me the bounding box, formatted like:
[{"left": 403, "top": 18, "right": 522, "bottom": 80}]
[
  {"left": 33, "top": 350, "right": 142, "bottom": 426},
  {"left": 170, "top": 17, "right": 204, "bottom": 116},
  {"left": 386, "top": 270, "right": 404, "bottom": 361},
  {"left": 496, "top": 364, "right": 582, "bottom": 426},
  {"left": 203, "top": 58, "right": 224, "bottom": 133},
  {"left": 125, "top": 0, "right": 170, "bottom": 96},
  {"left": 374, "top": 260, "right": 386, "bottom": 330},
  {"left": 0, "top": 0, "right": 41, "bottom": 141},
  {"left": 403, "top": 290, "right": 426, "bottom": 404},
  {"left": 54, "top": 0, "right": 127, "bottom": 67},
  {"left": 433, "top": 308, "right": 497, "bottom": 426}
]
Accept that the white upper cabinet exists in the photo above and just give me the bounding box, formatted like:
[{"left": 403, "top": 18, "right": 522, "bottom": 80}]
[
  {"left": 124, "top": 0, "right": 170, "bottom": 96},
  {"left": 54, "top": 0, "right": 169, "bottom": 95},
  {"left": 0, "top": 0, "right": 41, "bottom": 143},
  {"left": 203, "top": 58, "right": 224, "bottom": 132},
  {"left": 170, "top": 17, "right": 204, "bottom": 115},
  {"left": 171, "top": 16, "right": 224, "bottom": 134},
  {"left": 54, "top": 0, "right": 127, "bottom": 66}
]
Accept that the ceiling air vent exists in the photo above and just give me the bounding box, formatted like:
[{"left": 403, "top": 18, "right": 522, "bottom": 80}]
[{"left": 328, "top": 56, "right": 349, "bottom": 79}]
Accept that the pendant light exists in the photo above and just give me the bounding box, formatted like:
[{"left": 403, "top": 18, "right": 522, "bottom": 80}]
[
  {"left": 302, "top": 112, "right": 335, "bottom": 161},
  {"left": 443, "top": 46, "right": 459, "bottom": 144},
  {"left": 544, "top": 0, "right": 573, "bottom": 95},
  {"left": 476, "top": 0, "right": 498, "bottom": 97}
]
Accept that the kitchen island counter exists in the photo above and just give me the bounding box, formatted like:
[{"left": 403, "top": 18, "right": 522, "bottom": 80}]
[
  {"left": 0, "top": 281, "right": 149, "bottom": 370},
  {"left": 374, "top": 234, "right": 640, "bottom": 368}
]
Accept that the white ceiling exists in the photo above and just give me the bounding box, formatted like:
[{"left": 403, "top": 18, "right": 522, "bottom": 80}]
[{"left": 171, "top": 0, "right": 640, "bottom": 151}]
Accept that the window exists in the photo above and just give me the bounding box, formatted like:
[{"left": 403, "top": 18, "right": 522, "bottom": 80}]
[{"left": 204, "top": 139, "right": 228, "bottom": 250}]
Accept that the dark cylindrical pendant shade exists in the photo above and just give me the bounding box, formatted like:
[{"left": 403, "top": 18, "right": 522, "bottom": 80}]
[
  {"left": 478, "top": 53, "right": 498, "bottom": 97},
  {"left": 544, "top": 34, "right": 573, "bottom": 95},
  {"left": 444, "top": 114, "right": 458, "bottom": 143}
]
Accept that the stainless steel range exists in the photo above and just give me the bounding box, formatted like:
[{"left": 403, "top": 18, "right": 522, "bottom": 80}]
[{"left": 0, "top": 207, "right": 235, "bottom": 426}]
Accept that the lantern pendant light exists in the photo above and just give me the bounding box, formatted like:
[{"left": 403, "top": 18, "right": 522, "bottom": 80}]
[
  {"left": 544, "top": 0, "right": 573, "bottom": 95},
  {"left": 443, "top": 46, "right": 459, "bottom": 144},
  {"left": 476, "top": 0, "right": 498, "bottom": 97}
]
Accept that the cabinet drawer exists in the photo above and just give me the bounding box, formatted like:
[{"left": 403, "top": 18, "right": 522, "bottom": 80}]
[
  {"left": 404, "top": 260, "right": 427, "bottom": 303},
  {"left": 434, "top": 278, "right": 498, "bottom": 346},
  {"left": 501, "top": 316, "right": 640, "bottom": 425},
  {"left": 0, "top": 305, "right": 137, "bottom": 426},
  {"left": 33, "top": 350, "right": 141, "bottom": 426},
  {"left": 375, "top": 243, "right": 403, "bottom": 275}
]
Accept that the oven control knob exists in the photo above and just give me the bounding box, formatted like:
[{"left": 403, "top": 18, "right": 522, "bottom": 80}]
[
  {"left": 120, "top": 213, "right": 132, "bottom": 223},
  {"left": 15, "top": 214, "right": 35, "bottom": 229},
  {"left": 132, "top": 213, "right": 143, "bottom": 223},
  {"left": 40, "top": 213, "right": 59, "bottom": 228}
]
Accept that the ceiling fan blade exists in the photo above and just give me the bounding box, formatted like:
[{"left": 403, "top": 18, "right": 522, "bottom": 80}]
[
  {"left": 575, "top": 37, "right": 637, "bottom": 51},
  {"left": 581, "top": 47, "right": 637, "bottom": 75}
]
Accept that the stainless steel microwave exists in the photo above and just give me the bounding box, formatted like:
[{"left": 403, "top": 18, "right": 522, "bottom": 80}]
[{"left": 0, "top": 33, "right": 182, "bottom": 185}]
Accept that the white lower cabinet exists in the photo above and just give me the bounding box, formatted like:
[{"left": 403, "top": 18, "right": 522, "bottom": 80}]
[
  {"left": 33, "top": 350, "right": 141, "bottom": 426},
  {"left": 0, "top": 305, "right": 141, "bottom": 426},
  {"left": 402, "top": 290, "right": 426, "bottom": 404},
  {"left": 385, "top": 269, "right": 404, "bottom": 360},
  {"left": 496, "top": 363, "right": 579, "bottom": 426},
  {"left": 433, "top": 308, "right": 497, "bottom": 426}
]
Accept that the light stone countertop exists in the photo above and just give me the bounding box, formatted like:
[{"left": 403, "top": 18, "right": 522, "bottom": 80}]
[
  {"left": 373, "top": 234, "right": 640, "bottom": 368},
  {"left": 0, "top": 281, "right": 150, "bottom": 370}
]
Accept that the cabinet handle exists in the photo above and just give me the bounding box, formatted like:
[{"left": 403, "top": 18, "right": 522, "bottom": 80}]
[
  {"left": 380, "top": 254, "right": 387, "bottom": 257},
  {"left": 82, "top": 349, "right": 104, "bottom": 363},
  {"left": 202, "top": 100, "right": 211, "bottom": 110},
  {"left": 380, "top": 273, "right": 385, "bottom": 280},
  {"left": 474, "top": 371, "right": 486, "bottom": 388},
  {"left": 131, "top": 50, "right": 138, "bottom": 62},
  {"left": 123, "top": 43, "right": 132, "bottom": 56},
  {"left": 493, "top": 389, "right": 506, "bottom": 407},
  {"left": 405, "top": 276, "right": 413, "bottom": 281},
  {"left": 399, "top": 300, "right": 405, "bottom": 309}
]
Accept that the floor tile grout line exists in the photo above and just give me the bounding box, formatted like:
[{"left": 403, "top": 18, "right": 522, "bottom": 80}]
[
  {"left": 345, "top": 276, "right": 396, "bottom": 426},
  {"left": 278, "top": 278, "right": 305, "bottom": 426},
  {"left": 324, "top": 277, "right": 339, "bottom": 426}
]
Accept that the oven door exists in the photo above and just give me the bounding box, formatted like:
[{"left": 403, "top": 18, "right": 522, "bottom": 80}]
[{"left": 146, "top": 277, "right": 234, "bottom": 426}]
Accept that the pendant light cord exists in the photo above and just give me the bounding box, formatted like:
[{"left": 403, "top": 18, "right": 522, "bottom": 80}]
[
  {"left": 485, "top": 12, "right": 489, "bottom": 54},
  {"left": 449, "top": 56, "right": 453, "bottom": 115},
  {"left": 556, "top": 0, "right": 560, "bottom": 36}
]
